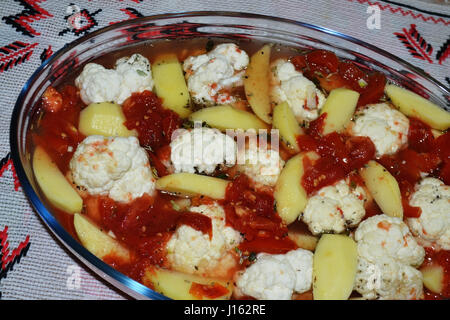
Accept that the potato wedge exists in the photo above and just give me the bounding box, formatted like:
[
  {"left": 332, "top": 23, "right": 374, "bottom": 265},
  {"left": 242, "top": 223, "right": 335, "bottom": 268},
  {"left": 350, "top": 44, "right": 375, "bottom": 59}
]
[
  {"left": 189, "top": 105, "right": 269, "bottom": 131},
  {"left": 152, "top": 53, "right": 192, "bottom": 118},
  {"left": 287, "top": 222, "right": 318, "bottom": 251},
  {"left": 244, "top": 44, "right": 272, "bottom": 124},
  {"left": 73, "top": 213, "right": 131, "bottom": 262},
  {"left": 313, "top": 234, "right": 358, "bottom": 300},
  {"left": 274, "top": 152, "right": 319, "bottom": 225},
  {"left": 320, "top": 88, "right": 360, "bottom": 135},
  {"left": 385, "top": 84, "right": 450, "bottom": 131},
  {"left": 143, "top": 267, "right": 233, "bottom": 300},
  {"left": 431, "top": 129, "right": 444, "bottom": 139},
  {"left": 360, "top": 160, "right": 403, "bottom": 219},
  {"left": 78, "top": 102, "right": 136, "bottom": 137},
  {"left": 33, "top": 146, "right": 82, "bottom": 214},
  {"left": 421, "top": 264, "right": 444, "bottom": 294},
  {"left": 273, "top": 101, "right": 303, "bottom": 152},
  {"left": 156, "top": 173, "right": 229, "bottom": 199}
]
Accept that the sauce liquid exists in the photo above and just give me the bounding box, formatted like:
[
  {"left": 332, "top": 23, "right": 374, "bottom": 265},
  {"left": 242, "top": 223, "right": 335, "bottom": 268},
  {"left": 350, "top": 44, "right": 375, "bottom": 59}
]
[{"left": 30, "top": 38, "right": 450, "bottom": 300}]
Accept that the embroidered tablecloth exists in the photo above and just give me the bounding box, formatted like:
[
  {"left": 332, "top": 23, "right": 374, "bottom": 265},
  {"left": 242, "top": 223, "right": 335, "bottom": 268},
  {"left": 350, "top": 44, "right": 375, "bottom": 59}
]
[{"left": 0, "top": 0, "right": 448, "bottom": 300}]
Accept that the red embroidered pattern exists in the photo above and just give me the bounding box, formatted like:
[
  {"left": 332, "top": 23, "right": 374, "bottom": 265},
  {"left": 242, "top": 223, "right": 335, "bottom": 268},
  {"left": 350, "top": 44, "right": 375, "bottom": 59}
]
[
  {"left": 348, "top": 0, "right": 450, "bottom": 26},
  {"left": 0, "top": 41, "right": 38, "bottom": 73},
  {"left": 394, "top": 24, "right": 433, "bottom": 63}
]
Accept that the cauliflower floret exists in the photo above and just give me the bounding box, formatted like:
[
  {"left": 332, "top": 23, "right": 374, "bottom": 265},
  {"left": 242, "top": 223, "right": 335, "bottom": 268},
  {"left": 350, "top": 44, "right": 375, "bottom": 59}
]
[
  {"left": 75, "top": 53, "right": 153, "bottom": 105},
  {"left": 270, "top": 59, "right": 326, "bottom": 122},
  {"left": 407, "top": 177, "right": 450, "bottom": 250},
  {"left": 301, "top": 178, "right": 367, "bottom": 235},
  {"left": 237, "top": 144, "right": 285, "bottom": 188},
  {"left": 353, "top": 214, "right": 425, "bottom": 300},
  {"left": 354, "top": 256, "right": 423, "bottom": 300},
  {"left": 75, "top": 63, "right": 122, "bottom": 105},
  {"left": 351, "top": 103, "right": 409, "bottom": 157},
  {"left": 170, "top": 127, "right": 237, "bottom": 174},
  {"left": 235, "top": 249, "right": 313, "bottom": 300},
  {"left": 70, "top": 135, "right": 156, "bottom": 203},
  {"left": 355, "top": 214, "right": 425, "bottom": 267},
  {"left": 166, "top": 203, "right": 242, "bottom": 277},
  {"left": 183, "top": 43, "right": 249, "bottom": 105},
  {"left": 114, "top": 54, "right": 154, "bottom": 104}
]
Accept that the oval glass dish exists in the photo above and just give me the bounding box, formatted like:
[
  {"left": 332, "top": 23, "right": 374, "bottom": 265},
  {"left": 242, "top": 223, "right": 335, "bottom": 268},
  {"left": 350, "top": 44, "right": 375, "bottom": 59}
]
[{"left": 10, "top": 12, "right": 450, "bottom": 300}]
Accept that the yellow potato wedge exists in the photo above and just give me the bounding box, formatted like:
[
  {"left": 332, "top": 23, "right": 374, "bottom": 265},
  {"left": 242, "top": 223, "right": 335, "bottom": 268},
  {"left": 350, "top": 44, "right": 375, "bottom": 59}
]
[
  {"left": 385, "top": 84, "right": 450, "bottom": 131},
  {"left": 421, "top": 264, "right": 444, "bottom": 294},
  {"left": 287, "top": 222, "right": 318, "bottom": 251},
  {"left": 360, "top": 160, "right": 403, "bottom": 219},
  {"left": 313, "top": 234, "right": 358, "bottom": 300},
  {"left": 273, "top": 101, "right": 303, "bottom": 152},
  {"left": 33, "top": 146, "right": 82, "bottom": 214},
  {"left": 320, "top": 88, "right": 360, "bottom": 135},
  {"left": 244, "top": 44, "right": 272, "bottom": 124},
  {"left": 78, "top": 102, "right": 136, "bottom": 137},
  {"left": 152, "top": 53, "right": 192, "bottom": 118},
  {"left": 274, "top": 152, "right": 319, "bottom": 225},
  {"left": 143, "top": 267, "right": 233, "bottom": 300},
  {"left": 156, "top": 173, "right": 229, "bottom": 199},
  {"left": 73, "top": 213, "right": 131, "bottom": 262},
  {"left": 431, "top": 129, "right": 444, "bottom": 138},
  {"left": 189, "top": 105, "right": 269, "bottom": 131}
]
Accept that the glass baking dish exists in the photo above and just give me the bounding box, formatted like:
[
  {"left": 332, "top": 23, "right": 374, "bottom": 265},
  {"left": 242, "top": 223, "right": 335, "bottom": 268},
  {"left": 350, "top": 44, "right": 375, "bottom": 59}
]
[{"left": 10, "top": 11, "right": 450, "bottom": 299}]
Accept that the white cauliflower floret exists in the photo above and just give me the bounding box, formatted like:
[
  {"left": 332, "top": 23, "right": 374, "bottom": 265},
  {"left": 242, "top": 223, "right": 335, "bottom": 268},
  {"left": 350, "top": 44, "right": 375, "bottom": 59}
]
[
  {"left": 75, "top": 63, "right": 122, "bottom": 105},
  {"left": 170, "top": 127, "right": 237, "bottom": 174},
  {"left": 351, "top": 103, "right": 409, "bottom": 157},
  {"left": 183, "top": 43, "right": 249, "bottom": 105},
  {"left": 301, "top": 178, "right": 367, "bottom": 235},
  {"left": 114, "top": 54, "right": 154, "bottom": 104},
  {"left": 235, "top": 249, "right": 313, "bottom": 300},
  {"left": 70, "top": 135, "right": 156, "bottom": 203},
  {"left": 75, "top": 53, "right": 153, "bottom": 105},
  {"left": 166, "top": 203, "right": 242, "bottom": 277},
  {"left": 354, "top": 214, "right": 425, "bottom": 300},
  {"left": 407, "top": 177, "right": 450, "bottom": 250},
  {"left": 354, "top": 256, "right": 423, "bottom": 300},
  {"left": 237, "top": 145, "right": 285, "bottom": 188},
  {"left": 270, "top": 59, "right": 326, "bottom": 122},
  {"left": 355, "top": 214, "right": 425, "bottom": 267}
]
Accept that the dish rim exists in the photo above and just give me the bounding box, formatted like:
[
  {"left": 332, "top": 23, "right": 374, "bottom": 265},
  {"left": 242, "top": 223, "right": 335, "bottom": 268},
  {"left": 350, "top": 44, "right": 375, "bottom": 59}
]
[{"left": 9, "top": 11, "right": 450, "bottom": 300}]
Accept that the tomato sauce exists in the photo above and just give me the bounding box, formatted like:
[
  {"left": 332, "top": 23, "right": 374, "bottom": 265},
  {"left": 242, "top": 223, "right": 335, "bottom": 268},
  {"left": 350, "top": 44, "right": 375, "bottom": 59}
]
[
  {"left": 189, "top": 282, "right": 230, "bottom": 299},
  {"left": 297, "top": 129, "right": 376, "bottom": 195},
  {"left": 378, "top": 118, "right": 448, "bottom": 218},
  {"left": 32, "top": 85, "right": 84, "bottom": 173},
  {"left": 97, "top": 192, "right": 212, "bottom": 265},
  {"left": 30, "top": 41, "right": 450, "bottom": 300},
  {"left": 122, "top": 90, "right": 181, "bottom": 152},
  {"left": 291, "top": 49, "right": 386, "bottom": 107},
  {"left": 223, "top": 174, "right": 296, "bottom": 254}
]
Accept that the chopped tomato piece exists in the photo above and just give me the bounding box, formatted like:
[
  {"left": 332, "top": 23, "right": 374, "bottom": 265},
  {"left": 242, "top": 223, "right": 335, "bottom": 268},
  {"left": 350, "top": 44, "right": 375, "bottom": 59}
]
[
  {"left": 408, "top": 117, "right": 435, "bottom": 153},
  {"left": 42, "top": 86, "right": 63, "bottom": 113},
  {"left": 238, "top": 237, "right": 297, "bottom": 255},
  {"left": 305, "top": 50, "right": 339, "bottom": 75},
  {"left": 357, "top": 72, "right": 386, "bottom": 107},
  {"left": 122, "top": 90, "right": 181, "bottom": 151},
  {"left": 290, "top": 55, "right": 307, "bottom": 71},
  {"left": 338, "top": 61, "right": 369, "bottom": 92},
  {"left": 224, "top": 175, "right": 286, "bottom": 240}
]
